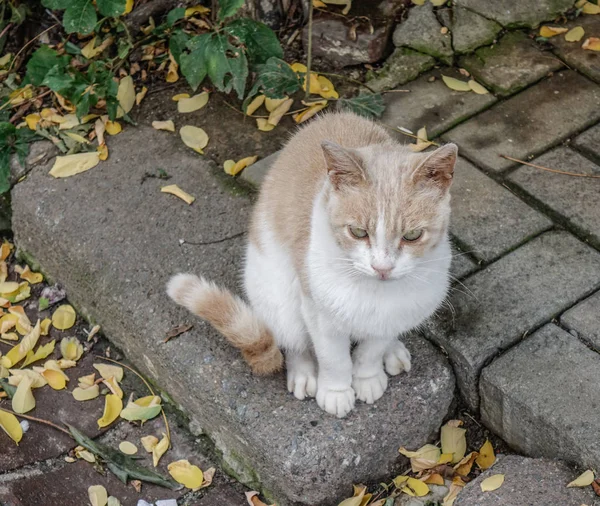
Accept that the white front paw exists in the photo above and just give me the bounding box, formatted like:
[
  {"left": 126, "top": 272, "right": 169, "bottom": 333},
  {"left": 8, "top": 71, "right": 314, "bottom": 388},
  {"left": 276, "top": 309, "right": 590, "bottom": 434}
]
[
  {"left": 316, "top": 385, "right": 355, "bottom": 418},
  {"left": 353, "top": 369, "right": 388, "bottom": 404},
  {"left": 384, "top": 341, "right": 412, "bottom": 376},
  {"left": 286, "top": 359, "right": 317, "bottom": 400}
]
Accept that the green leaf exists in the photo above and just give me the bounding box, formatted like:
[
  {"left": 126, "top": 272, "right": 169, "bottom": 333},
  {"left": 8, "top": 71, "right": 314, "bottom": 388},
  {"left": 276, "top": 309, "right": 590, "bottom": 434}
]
[
  {"left": 41, "top": 0, "right": 70, "bottom": 9},
  {"left": 180, "top": 50, "right": 207, "bottom": 91},
  {"left": 39, "top": 297, "right": 50, "bottom": 311},
  {"left": 167, "top": 7, "right": 185, "bottom": 26},
  {"left": 97, "top": 0, "right": 127, "bottom": 17},
  {"left": 26, "top": 46, "right": 69, "bottom": 86},
  {"left": 252, "top": 57, "right": 301, "bottom": 99},
  {"left": 0, "top": 149, "right": 10, "bottom": 194},
  {"left": 169, "top": 29, "right": 190, "bottom": 65},
  {"left": 336, "top": 92, "right": 385, "bottom": 118},
  {"left": 0, "top": 379, "right": 17, "bottom": 399},
  {"left": 218, "top": 0, "right": 245, "bottom": 20},
  {"left": 225, "top": 18, "right": 283, "bottom": 64},
  {"left": 63, "top": 0, "right": 97, "bottom": 35}
]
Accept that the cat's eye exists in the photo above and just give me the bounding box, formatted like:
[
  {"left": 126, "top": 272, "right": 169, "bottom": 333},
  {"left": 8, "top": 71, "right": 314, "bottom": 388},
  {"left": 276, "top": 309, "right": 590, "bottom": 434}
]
[
  {"left": 403, "top": 229, "right": 423, "bottom": 242},
  {"left": 349, "top": 226, "right": 368, "bottom": 239}
]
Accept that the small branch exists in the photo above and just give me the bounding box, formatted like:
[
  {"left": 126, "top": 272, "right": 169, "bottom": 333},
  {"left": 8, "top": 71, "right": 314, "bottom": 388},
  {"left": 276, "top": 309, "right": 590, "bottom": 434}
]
[
  {"left": 0, "top": 407, "right": 71, "bottom": 436},
  {"left": 8, "top": 23, "right": 60, "bottom": 73},
  {"left": 0, "top": 23, "right": 13, "bottom": 41},
  {"left": 182, "top": 231, "right": 245, "bottom": 246},
  {"left": 500, "top": 155, "right": 600, "bottom": 178},
  {"left": 382, "top": 124, "right": 440, "bottom": 147},
  {"left": 304, "top": 1, "right": 314, "bottom": 101},
  {"left": 382, "top": 89, "right": 411, "bottom": 93}
]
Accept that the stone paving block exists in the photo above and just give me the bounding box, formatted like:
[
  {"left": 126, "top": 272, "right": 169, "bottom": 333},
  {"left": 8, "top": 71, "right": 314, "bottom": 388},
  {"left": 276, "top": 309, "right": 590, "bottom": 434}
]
[
  {"left": 455, "top": 455, "right": 598, "bottom": 506},
  {"left": 550, "top": 15, "right": 600, "bottom": 84},
  {"left": 443, "top": 71, "right": 600, "bottom": 172},
  {"left": 450, "top": 157, "right": 551, "bottom": 262},
  {"left": 11, "top": 128, "right": 456, "bottom": 506},
  {"left": 239, "top": 150, "right": 280, "bottom": 188},
  {"left": 449, "top": 240, "right": 478, "bottom": 280},
  {"left": 573, "top": 122, "right": 600, "bottom": 163},
  {"left": 480, "top": 324, "right": 600, "bottom": 470},
  {"left": 453, "top": 0, "right": 575, "bottom": 28},
  {"left": 367, "top": 48, "right": 436, "bottom": 92},
  {"left": 509, "top": 147, "right": 600, "bottom": 246},
  {"left": 561, "top": 290, "right": 600, "bottom": 350},
  {"left": 425, "top": 231, "right": 600, "bottom": 411},
  {"left": 450, "top": 7, "right": 502, "bottom": 54},
  {"left": 381, "top": 70, "right": 497, "bottom": 139},
  {"left": 460, "top": 31, "right": 564, "bottom": 96}
]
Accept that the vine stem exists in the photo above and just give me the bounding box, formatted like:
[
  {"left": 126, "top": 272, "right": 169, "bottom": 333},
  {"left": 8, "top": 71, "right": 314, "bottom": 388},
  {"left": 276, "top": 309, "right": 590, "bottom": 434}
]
[
  {"left": 0, "top": 407, "right": 71, "bottom": 436},
  {"left": 94, "top": 355, "right": 172, "bottom": 448},
  {"left": 304, "top": 1, "right": 314, "bottom": 101}
]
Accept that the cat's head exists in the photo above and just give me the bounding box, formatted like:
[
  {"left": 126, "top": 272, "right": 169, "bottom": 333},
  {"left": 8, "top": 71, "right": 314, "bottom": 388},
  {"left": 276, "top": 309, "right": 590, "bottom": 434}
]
[{"left": 321, "top": 140, "right": 457, "bottom": 281}]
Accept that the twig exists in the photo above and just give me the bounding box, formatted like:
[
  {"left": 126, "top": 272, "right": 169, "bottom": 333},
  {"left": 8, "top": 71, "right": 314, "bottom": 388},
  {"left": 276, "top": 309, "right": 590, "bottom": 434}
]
[
  {"left": 0, "top": 89, "right": 53, "bottom": 112},
  {"left": 382, "top": 124, "right": 441, "bottom": 147},
  {"left": 0, "top": 407, "right": 71, "bottom": 436},
  {"left": 317, "top": 71, "right": 376, "bottom": 93},
  {"left": 0, "top": 23, "right": 13, "bottom": 41},
  {"left": 500, "top": 154, "right": 600, "bottom": 178},
  {"left": 304, "top": 1, "right": 314, "bottom": 101},
  {"left": 0, "top": 338, "right": 16, "bottom": 346},
  {"left": 9, "top": 102, "right": 33, "bottom": 124},
  {"left": 95, "top": 356, "right": 172, "bottom": 448},
  {"left": 8, "top": 23, "right": 60, "bottom": 73},
  {"left": 382, "top": 89, "right": 411, "bottom": 93}
]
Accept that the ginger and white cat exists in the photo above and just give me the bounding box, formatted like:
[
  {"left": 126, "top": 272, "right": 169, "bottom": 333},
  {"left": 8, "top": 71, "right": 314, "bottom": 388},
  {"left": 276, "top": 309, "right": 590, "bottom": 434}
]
[{"left": 168, "top": 112, "right": 457, "bottom": 418}]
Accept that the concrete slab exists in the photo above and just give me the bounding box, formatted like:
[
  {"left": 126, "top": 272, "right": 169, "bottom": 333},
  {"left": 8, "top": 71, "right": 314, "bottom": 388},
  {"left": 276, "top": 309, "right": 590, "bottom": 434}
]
[
  {"left": 381, "top": 70, "right": 497, "bottom": 140},
  {"left": 450, "top": 7, "right": 502, "bottom": 54},
  {"left": 561, "top": 290, "right": 600, "bottom": 350},
  {"left": 573, "top": 122, "right": 600, "bottom": 164},
  {"left": 367, "top": 48, "right": 436, "bottom": 92},
  {"left": 450, "top": 157, "right": 552, "bottom": 262},
  {"left": 239, "top": 150, "right": 280, "bottom": 188},
  {"left": 11, "top": 126, "right": 456, "bottom": 505},
  {"left": 443, "top": 71, "right": 600, "bottom": 172},
  {"left": 480, "top": 324, "right": 600, "bottom": 470},
  {"left": 460, "top": 31, "right": 564, "bottom": 96},
  {"left": 455, "top": 455, "right": 598, "bottom": 506},
  {"left": 425, "top": 231, "right": 600, "bottom": 411},
  {"left": 508, "top": 147, "right": 600, "bottom": 247}
]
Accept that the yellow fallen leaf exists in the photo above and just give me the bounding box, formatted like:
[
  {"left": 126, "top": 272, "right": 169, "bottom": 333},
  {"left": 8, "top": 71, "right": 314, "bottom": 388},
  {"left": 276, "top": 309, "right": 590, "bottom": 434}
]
[
  {"left": 95, "top": 118, "right": 106, "bottom": 146},
  {"left": 141, "top": 435, "right": 159, "bottom": 452},
  {"left": 168, "top": 459, "right": 204, "bottom": 489},
  {"left": 21, "top": 340, "right": 56, "bottom": 368},
  {"left": 172, "top": 93, "right": 190, "bottom": 101},
  {"left": 199, "top": 467, "right": 215, "bottom": 489},
  {"left": 40, "top": 318, "right": 52, "bottom": 336},
  {"left": 97, "top": 144, "right": 109, "bottom": 161},
  {"left": 152, "top": 120, "right": 175, "bottom": 132},
  {"left": 454, "top": 451, "right": 478, "bottom": 476},
  {"left": 0, "top": 241, "right": 12, "bottom": 261},
  {"left": 166, "top": 52, "right": 179, "bottom": 83},
  {"left": 224, "top": 156, "right": 258, "bottom": 176},
  {"left": 582, "top": 37, "right": 600, "bottom": 50},
  {"left": 60, "top": 337, "right": 83, "bottom": 361},
  {"left": 565, "top": 26, "right": 585, "bottom": 42},
  {"left": 119, "top": 441, "right": 138, "bottom": 455},
  {"left": 93, "top": 363, "right": 124, "bottom": 382},
  {"left": 16, "top": 265, "right": 43, "bottom": 284},
  {"left": 72, "top": 384, "right": 100, "bottom": 401},
  {"left": 409, "top": 126, "right": 433, "bottom": 152},
  {"left": 399, "top": 444, "right": 441, "bottom": 472},
  {"left": 81, "top": 37, "right": 98, "bottom": 59},
  {"left": 256, "top": 118, "right": 275, "bottom": 131},
  {"left": 76, "top": 446, "right": 96, "bottom": 462},
  {"left": 2, "top": 332, "right": 18, "bottom": 341},
  {"left": 135, "top": 86, "right": 148, "bottom": 106},
  {"left": 150, "top": 432, "right": 169, "bottom": 466},
  {"left": 430, "top": 0, "right": 446, "bottom": 5},
  {"left": 337, "top": 485, "right": 365, "bottom": 506},
  {"left": 317, "top": 75, "right": 338, "bottom": 99},
  {"left": 43, "top": 368, "right": 67, "bottom": 390},
  {"left": 120, "top": 394, "right": 162, "bottom": 421},
  {"left": 0, "top": 53, "right": 11, "bottom": 67},
  {"left": 103, "top": 376, "right": 123, "bottom": 398},
  {"left": 124, "top": 0, "right": 133, "bottom": 13},
  {"left": 52, "top": 305, "right": 76, "bottom": 330},
  {"left": 268, "top": 98, "right": 293, "bottom": 126},
  {"left": 98, "top": 394, "right": 123, "bottom": 428},
  {"left": 246, "top": 95, "right": 265, "bottom": 115},
  {"left": 539, "top": 26, "right": 568, "bottom": 37},
  {"left": 1, "top": 321, "right": 41, "bottom": 368},
  {"left": 105, "top": 120, "right": 122, "bottom": 135},
  {"left": 294, "top": 102, "right": 327, "bottom": 123},
  {"left": 12, "top": 375, "right": 35, "bottom": 413},
  {"left": 476, "top": 440, "right": 496, "bottom": 470},
  {"left": 468, "top": 80, "right": 488, "bottom": 94},
  {"left": 265, "top": 97, "right": 288, "bottom": 112},
  {"left": 424, "top": 473, "right": 445, "bottom": 485},
  {"left": 161, "top": 184, "right": 195, "bottom": 205},
  {"left": 56, "top": 358, "right": 76, "bottom": 369},
  {"left": 8, "top": 369, "right": 47, "bottom": 388},
  {"left": 442, "top": 482, "right": 463, "bottom": 506},
  {"left": 178, "top": 92, "right": 209, "bottom": 113},
  {"left": 88, "top": 485, "right": 108, "bottom": 506},
  {"left": 302, "top": 72, "right": 321, "bottom": 95},
  {"left": 179, "top": 125, "right": 209, "bottom": 154},
  {"left": 0, "top": 408, "right": 23, "bottom": 444},
  {"left": 582, "top": 2, "right": 600, "bottom": 14},
  {"left": 567, "top": 469, "right": 595, "bottom": 487},
  {"left": 441, "top": 420, "right": 466, "bottom": 464},
  {"left": 49, "top": 152, "right": 100, "bottom": 178},
  {"left": 78, "top": 373, "right": 96, "bottom": 387},
  {"left": 402, "top": 477, "right": 429, "bottom": 497},
  {"left": 25, "top": 114, "right": 40, "bottom": 130},
  {"left": 480, "top": 474, "right": 504, "bottom": 492},
  {"left": 3, "top": 282, "right": 30, "bottom": 303},
  {"left": 223, "top": 160, "right": 236, "bottom": 173},
  {"left": 320, "top": 0, "right": 351, "bottom": 15},
  {"left": 116, "top": 75, "right": 135, "bottom": 118},
  {"left": 0, "top": 313, "right": 18, "bottom": 333},
  {"left": 185, "top": 4, "right": 210, "bottom": 16},
  {"left": 442, "top": 75, "right": 471, "bottom": 92},
  {"left": 0, "top": 282, "right": 19, "bottom": 294},
  {"left": 313, "top": 0, "right": 327, "bottom": 6},
  {"left": 86, "top": 325, "right": 101, "bottom": 342}
]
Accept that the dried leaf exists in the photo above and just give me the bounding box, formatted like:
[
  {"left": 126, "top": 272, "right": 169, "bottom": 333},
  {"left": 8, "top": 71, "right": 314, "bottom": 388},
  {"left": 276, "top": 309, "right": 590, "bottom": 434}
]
[
  {"left": 60, "top": 337, "right": 83, "bottom": 361},
  {"left": 399, "top": 444, "right": 441, "bottom": 472},
  {"left": 0, "top": 408, "right": 23, "bottom": 444},
  {"left": 119, "top": 441, "right": 138, "bottom": 455},
  {"left": 179, "top": 125, "right": 209, "bottom": 154},
  {"left": 105, "top": 121, "right": 122, "bottom": 135},
  {"left": 12, "top": 375, "right": 35, "bottom": 413},
  {"left": 78, "top": 373, "right": 96, "bottom": 387},
  {"left": 246, "top": 95, "right": 266, "bottom": 115},
  {"left": 168, "top": 460, "right": 204, "bottom": 489},
  {"left": 480, "top": 474, "right": 504, "bottom": 492},
  {"left": 317, "top": 75, "right": 338, "bottom": 99},
  {"left": 265, "top": 97, "right": 288, "bottom": 112},
  {"left": 21, "top": 340, "right": 56, "bottom": 368},
  {"left": 430, "top": 0, "right": 446, "bottom": 5},
  {"left": 141, "top": 435, "right": 159, "bottom": 452},
  {"left": 8, "top": 369, "right": 47, "bottom": 388},
  {"left": 103, "top": 376, "right": 124, "bottom": 398},
  {"left": 88, "top": 485, "right": 108, "bottom": 506},
  {"left": 166, "top": 52, "right": 179, "bottom": 83},
  {"left": 161, "top": 184, "right": 196, "bottom": 205},
  {"left": 468, "top": 80, "right": 489, "bottom": 94},
  {"left": 336, "top": 485, "right": 365, "bottom": 506},
  {"left": 72, "top": 384, "right": 100, "bottom": 401},
  {"left": 424, "top": 473, "right": 445, "bottom": 486},
  {"left": 1, "top": 321, "right": 41, "bottom": 368},
  {"left": 52, "top": 304, "right": 76, "bottom": 330},
  {"left": 117, "top": 76, "right": 135, "bottom": 118},
  {"left": 164, "top": 324, "right": 193, "bottom": 343},
  {"left": 42, "top": 369, "right": 67, "bottom": 390},
  {"left": 153, "top": 433, "right": 169, "bottom": 466},
  {"left": 120, "top": 394, "right": 162, "bottom": 421},
  {"left": 224, "top": 156, "right": 258, "bottom": 176},
  {"left": 16, "top": 266, "right": 43, "bottom": 284},
  {"left": 440, "top": 421, "right": 467, "bottom": 463},
  {"left": 107, "top": 497, "right": 121, "bottom": 506},
  {"left": 25, "top": 114, "right": 40, "bottom": 130},
  {"left": 49, "top": 152, "right": 100, "bottom": 178},
  {"left": 294, "top": 103, "right": 327, "bottom": 123},
  {"left": 177, "top": 92, "right": 209, "bottom": 113},
  {"left": 442, "top": 75, "right": 471, "bottom": 92},
  {"left": 152, "top": 120, "right": 175, "bottom": 132},
  {"left": 256, "top": 118, "right": 275, "bottom": 131},
  {"left": 185, "top": 5, "right": 211, "bottom": 16},
  {"left": 476, "top": 440, "right": 496, "bottom": 470},
  {"left": 0, "top": 241, "right": 13, "bottom": 261},
  {"left": 200, "top": 467, "right": 215, "bottom": 489},
  {"left": 2, "top": 332, "right": 18, "bottom": 341},
  {"left": 539, "top": 26, "right": 568, "bottom": 37},
  {"left": 409, "top": 126, "right": 433, "bottom": 152},
  {"left": 93, "top": 363, "right": 124, "bottom": 382},
  {"left": 442, "top": 482, "right": 463, "bottom": 506},
  {"left": 98, "top": 394, "right": 123, "bottom": 428},
  {"left": 454, "top": 451, "right": 478, "bottom": 477},
  {"left": 320, "top": 0, "right": 352, "bottom": 15},
  {"left": 402, "top": 477, "right": 429, "bottom": 497},
  {"left": 268, "top": 98, "right": 293, "bottom": 126},
  {"left": 582, "top": 2, "right": 600, "bottom": 14},
  {"left": 582, "top": 37, "right": 600, "bottom": 51},
  {"left": 565, "top": 26, "right": 585, "bottom": 42},
  {"left": 172, "top": 93, "right": 190, "bottom": 101},
  {"left": 567, "top": 469, "right": 595, "bottom": 487},
  {"left": 135, "top": 86, "right": 148, "bottom": 105}
]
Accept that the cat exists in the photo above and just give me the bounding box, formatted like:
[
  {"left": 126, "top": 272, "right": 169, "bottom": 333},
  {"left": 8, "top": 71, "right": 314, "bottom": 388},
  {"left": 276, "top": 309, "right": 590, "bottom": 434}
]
[{"left": 167, "top": 112, "right": 457, "bottom": 418}]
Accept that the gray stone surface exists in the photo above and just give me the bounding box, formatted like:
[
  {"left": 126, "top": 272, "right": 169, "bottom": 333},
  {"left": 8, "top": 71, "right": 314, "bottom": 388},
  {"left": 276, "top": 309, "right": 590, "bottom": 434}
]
[
  {"left": 425, "top": 231, "right": 600, "bottom": 410},
  {"left": 367, "top": 48, "right": 436, "bottom": 92},
  {"left": 456, "top": 455, "right": 598, "bottom": 506},
  {"left": 381, "top": 70, "right": 497, "bottom": 139},
  {"left": 450, "top": 157, "right": 551, "bottom": 262},
  {"left": 561, "top": 290, "right": 600, "bottom": 350},
  {"left": 550, "top": 15, "right": 600, "bottom": 84},
  {"left": 460, "top": 31, "right": 564, "bottom": 96},
  {"left": 392, "top": 3, "right": 453, "bottom": 64},
  {"left": 509, "top": 147, "right": 600, "bottom": 247},
  {"left": 443, "top": 71, "right": 600, "bottom": 172},
  {"left": 450, "top": 240, "right": 478, "bottom": 280},
  {"left": 9, "top": 140, "right": 57, "bottom": 184},
  {"left": 573, "top": 122, "right": 600, "bottom": 164},
  {"left": 480, "top": 324, "right": 600, "bottom": 470},
  {"left": 451, "top": 6, "right": 502, "bottom": 54},
  {"left": 11, "top": 127, "right": 456, "bottom": 506},
  {"left": 239, "top": 150, "right": 280, "bottom": 188},
  {"left": 454, "top": 0, "right": 576, "bottom": 28}
]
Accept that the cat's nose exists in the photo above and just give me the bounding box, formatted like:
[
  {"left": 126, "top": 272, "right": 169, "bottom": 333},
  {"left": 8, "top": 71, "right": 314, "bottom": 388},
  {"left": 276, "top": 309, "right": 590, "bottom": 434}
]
[{"left": 371, "top": 263, "right": 393, "bottom": 280}]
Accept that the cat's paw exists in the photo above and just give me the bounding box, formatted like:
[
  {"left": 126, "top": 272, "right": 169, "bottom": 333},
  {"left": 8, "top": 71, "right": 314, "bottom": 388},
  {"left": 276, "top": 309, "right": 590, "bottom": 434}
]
[
  {"left": 316, "top": 386, "right": 355, "bottom": 418},
  {"left": 353, "top": 369, "right": 388, "bottom": 404},
  {"left": 286, "top": 356, "right": 317, "bottom": 400},
  {"left": 384, "top": 341, "right": 412, "bottom": 376}
]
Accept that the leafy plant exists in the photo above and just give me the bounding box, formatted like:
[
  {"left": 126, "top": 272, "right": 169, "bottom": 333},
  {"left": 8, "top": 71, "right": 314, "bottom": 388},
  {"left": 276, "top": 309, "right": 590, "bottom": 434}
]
[
  {"left": 0, "top": 121, "right": 35, "bottom": 193},
  {"left": 41, "top": 0, "right": 130, "bottom": 35}
]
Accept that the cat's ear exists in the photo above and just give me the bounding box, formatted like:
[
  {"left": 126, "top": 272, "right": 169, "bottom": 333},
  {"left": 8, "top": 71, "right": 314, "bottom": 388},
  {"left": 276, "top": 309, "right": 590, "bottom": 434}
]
[
  {"left": 321, "top": 140, "right": 366, "bottom": 190},
  {"left": 412, "top": 143, "right": 457, "bottom": 190}
]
